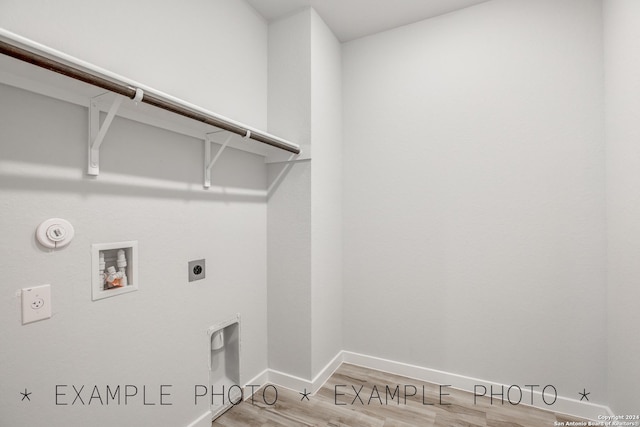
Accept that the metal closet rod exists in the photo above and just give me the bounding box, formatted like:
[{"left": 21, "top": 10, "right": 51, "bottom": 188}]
[{"left": 0, "top": 39, "right": 300, "bottom": 155}]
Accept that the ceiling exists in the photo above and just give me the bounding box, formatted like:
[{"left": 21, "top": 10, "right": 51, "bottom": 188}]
[{"left": 246, "top": 0, "right": 490, "bottom": 42}]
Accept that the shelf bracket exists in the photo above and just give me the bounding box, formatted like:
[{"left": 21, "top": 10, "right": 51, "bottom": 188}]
[
  {"left": 204, "top": 133, "right": 233, "bottom": 188},
  {"left": 267, "top": 153, "right": 300, "bottom": 197},
  {"left": 88, "top": 94, "right": 124, "bottom": 176}
]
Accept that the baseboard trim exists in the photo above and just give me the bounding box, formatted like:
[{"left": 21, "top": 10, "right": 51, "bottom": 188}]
[
  {"left": 311, "top": 351, "right": 345, "bottom": 393},
  {"left": 341, "top": 351, "right": 614, "bottom": 421},
  {"left": 243, "top": 368, "right": 269, "bottom": 401},
  {"left": 268, "top": 368, "right": 313, "bottom": 393},
  {"left": 251, "top": 350, "right": 613, "bottom": 421},
  {"left": 262, "top": 351, "right": 346, "bottom": 395},
  {"left": 188, "top": 369, "right": 270, "bottom": 426},
  {"left": 185, "top": 410, "right": 212, "bottom": 427}
]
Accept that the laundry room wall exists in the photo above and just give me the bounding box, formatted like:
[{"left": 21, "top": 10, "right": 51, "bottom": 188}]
[
  {"left": 0, "top": 0, "right": 267, "bottom": 128},
  {"left": 603, "top": 0, "right": 640, "bottom": 415},
  {"left": 266, "top": 7, "right": 343, "bottom": 382},
  {"left": 342, "top": 0, "right": 607, "bottom": 406},
  {"left": 0, "top": 1, "right": 270, "bottom": 426}
]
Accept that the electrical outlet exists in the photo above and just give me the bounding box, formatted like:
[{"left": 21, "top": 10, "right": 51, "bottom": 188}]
[
  {"left": 31, "top": 298, "right": 45, "bottom": 309},
  {"left": 188, "top": 259, "right": 206, "bottom": 282},
  {"left": 22, "top": 284, "right": 52, "bottom": 324}
]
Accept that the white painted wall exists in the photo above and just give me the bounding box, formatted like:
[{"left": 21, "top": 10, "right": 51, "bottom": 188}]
[
  {"left": 310, "top": 9, "right": 343, "bottom": 376},
  {"left": 0, "top": 0, "right": 268, "bottom": 128},
  {"left": 0, "top": 84, "right": 269, "bottom": 427},
  {"left": 267, "top": 8, "right": 342, "bottom": 381},
  {"left": 343, "top": 0, "right": 607, "bottom": 406},
  {"left": 266, "top": 8, "right": 311, "bottom": 149},
  {"left": 0, "top": 2, "right": 270, "bottom": 426},
  {"left": 604, "top": 0, "right": 640, "bottom": 415},
  {"left": 267, "top": 10, "right": 313, "bottom": 380}
]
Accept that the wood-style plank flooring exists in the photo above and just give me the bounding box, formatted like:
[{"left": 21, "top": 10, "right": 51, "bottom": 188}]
[{"left": 213, "top": 364, "right": 590, "bottom": 426}]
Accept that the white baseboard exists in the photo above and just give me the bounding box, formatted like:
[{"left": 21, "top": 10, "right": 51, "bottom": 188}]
[
  {"left": 243, "top": 368, "right": 269, "bottom": 401},
  {"left": 311, "top": 351, "right": 345, "bottom": 393},
  {"left": 185, "top": 410, "right": 212, "bottom": 427},
  {"left": 238, "top": 350, "right": 614, "bottom": 422},
  {"left": 341, "top": 351, "right": 614, "bottom": 421},
  {"left": 187, "top": 369, "right": 269, "bottom": 426},
  {"left": 262, "top": 351, "right": 345, "bottom": 395},
  {"left": 268, "top": 368, "right": 313, "bottom": 393}
]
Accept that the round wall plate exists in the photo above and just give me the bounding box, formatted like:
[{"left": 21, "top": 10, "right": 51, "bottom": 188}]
[{"left": 36, "top": 218, "right": 75, "bottom": 249}]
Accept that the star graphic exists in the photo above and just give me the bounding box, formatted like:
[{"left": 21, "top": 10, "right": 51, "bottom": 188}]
[
  {"left": 579, "top": 388, "right": 590, "bottom": 401},
  {"left": 20, "top": 389, "right": 32, "bottom": 402},
  {"left": 300, "top": 388, "right": 310, "bottom": 402}
]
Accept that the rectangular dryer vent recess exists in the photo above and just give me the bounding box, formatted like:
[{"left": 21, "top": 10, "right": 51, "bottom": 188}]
[{"left": 189, "top": 259, "right": 206, "bottom": 282}]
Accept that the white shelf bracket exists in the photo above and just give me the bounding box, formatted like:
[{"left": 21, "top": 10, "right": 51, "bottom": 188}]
[
  {"left": 204, "top": 133, "right": 233, "bottom": 188},
  {"left": 88, "top": 94, "right": 125, "bottom": 176},
  {"left": 267, "top": 153, "right": 300, "bottom": 196}
]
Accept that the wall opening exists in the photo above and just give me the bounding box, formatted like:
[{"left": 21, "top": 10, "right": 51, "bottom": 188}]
[{"left": 208, "top": 314, "right": 241, "bottom": 420}]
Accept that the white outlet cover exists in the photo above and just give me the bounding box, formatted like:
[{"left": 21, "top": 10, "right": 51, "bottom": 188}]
[{"left": 22, "top": 284, "right": 52, "bottom": 324}]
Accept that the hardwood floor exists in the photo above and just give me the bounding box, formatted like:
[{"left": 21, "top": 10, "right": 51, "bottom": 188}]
[{"left": 213, "top": 364, "right": 590, "bottom": 426}]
